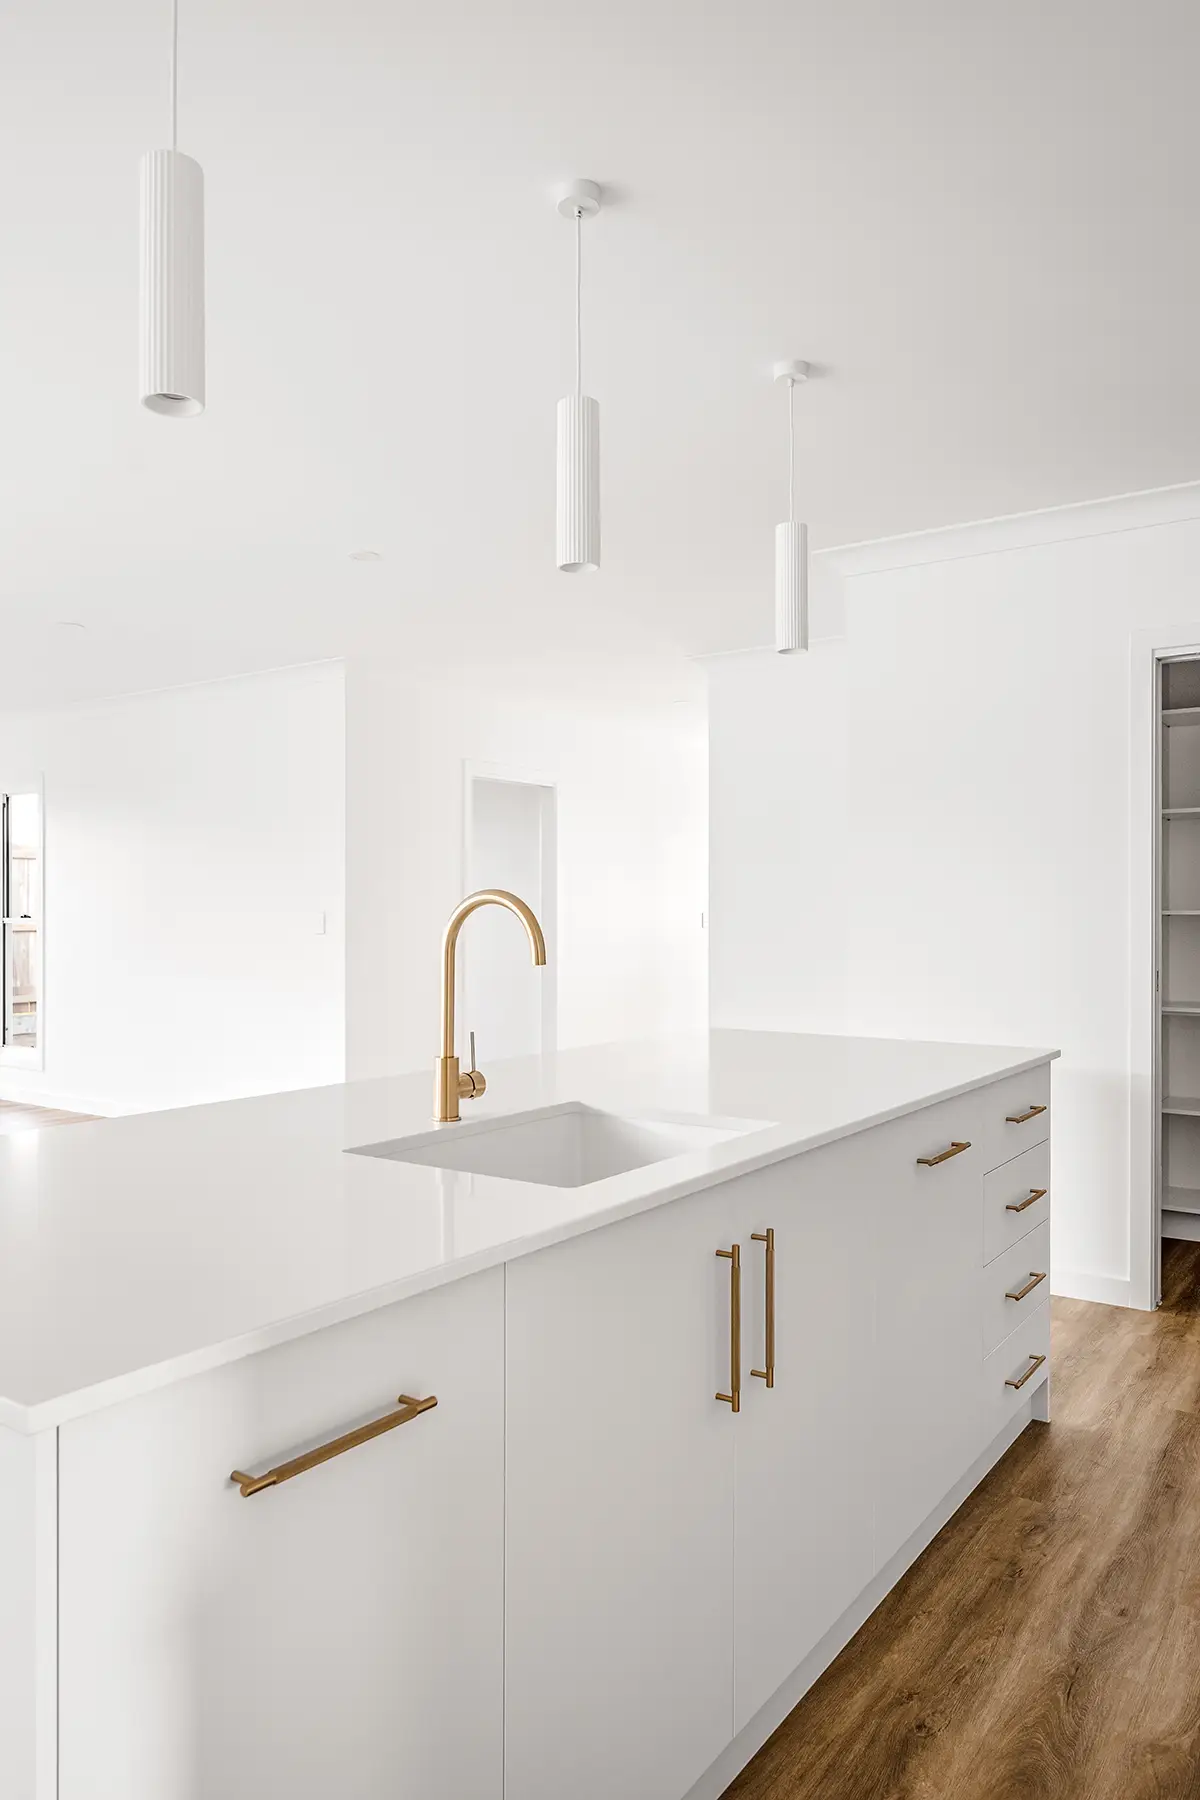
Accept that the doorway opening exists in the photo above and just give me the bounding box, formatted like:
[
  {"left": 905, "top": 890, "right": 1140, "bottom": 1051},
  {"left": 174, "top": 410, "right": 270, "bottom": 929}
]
[
  {"left": 1157, "top": 655, "right": 1200, "bottom": 1295},
  {"left": 463, "top": 773, "right": 557, "bottom": 1064}
]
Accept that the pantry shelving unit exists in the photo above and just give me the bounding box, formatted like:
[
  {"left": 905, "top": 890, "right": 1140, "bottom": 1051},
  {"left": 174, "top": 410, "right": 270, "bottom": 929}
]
[{"left": 1159, "top": 661, "right": 1200, "bottom": 1244}]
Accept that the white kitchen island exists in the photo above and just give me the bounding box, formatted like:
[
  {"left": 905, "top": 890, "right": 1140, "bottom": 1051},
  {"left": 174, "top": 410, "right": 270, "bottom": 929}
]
[{"left": 0, "top": 1030, "right": 1056, "bottom": 1800}]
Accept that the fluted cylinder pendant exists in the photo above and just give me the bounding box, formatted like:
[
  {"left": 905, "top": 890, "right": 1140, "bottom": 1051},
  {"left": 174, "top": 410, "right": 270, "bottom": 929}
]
[
  {"left": 775, "top": 520, "right": 809, "bottom": 652},
  {"left": 556, "top": 394, "right": 600, "bottom": 572},
  {"left": 139, "top": 148, "right": 205, "bottom": 416}
]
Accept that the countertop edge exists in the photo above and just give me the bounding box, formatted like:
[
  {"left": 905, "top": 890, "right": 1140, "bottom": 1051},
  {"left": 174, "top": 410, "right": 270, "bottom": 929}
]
[{"left": 0, "top": 1047, "right": 1060, "bottom": 1435}]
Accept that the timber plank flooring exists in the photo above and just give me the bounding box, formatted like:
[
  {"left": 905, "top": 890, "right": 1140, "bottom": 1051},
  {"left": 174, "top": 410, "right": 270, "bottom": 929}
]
[
  {"left": 724, "top": 1241, "right": 1200, "bottom": 1800},
  {"left": 0, "top": 1099, "right": 98, "bottom": 1133}
]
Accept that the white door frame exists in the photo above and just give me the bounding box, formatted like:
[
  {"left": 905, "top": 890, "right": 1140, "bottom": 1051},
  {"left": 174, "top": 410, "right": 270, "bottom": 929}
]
[
  {"left": 461, "top": 761, "right": 559, "bottom": 1059},
  {"left": 1130, "top": 625, "right": 1200, "bottom": 1310}
]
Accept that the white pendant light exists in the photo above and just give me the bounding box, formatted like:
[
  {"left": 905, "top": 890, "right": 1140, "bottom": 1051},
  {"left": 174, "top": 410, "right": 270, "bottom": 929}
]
[
  {"left": 773, "top": 359, "right": 810, "bottom": 652},
  {"left": 555, "top": 180, "right": 602, "bottom": 573},
  {"left": 140, "top": 0, "right": 205, "bottom": 416}
]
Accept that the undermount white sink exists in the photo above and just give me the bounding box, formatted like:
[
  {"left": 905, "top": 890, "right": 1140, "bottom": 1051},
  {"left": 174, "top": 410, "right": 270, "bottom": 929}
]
[{"left": 347, "top": 1102, "right": 766, "bottom": 1189}]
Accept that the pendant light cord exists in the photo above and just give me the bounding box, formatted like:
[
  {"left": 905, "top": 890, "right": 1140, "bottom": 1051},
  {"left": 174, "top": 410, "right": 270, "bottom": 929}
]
[
  {"left": 170, "top": 0, "right": 179, "bottom": 149},
  {"left": 574, "top": 208, "right": 583, "bottom": 400},
  {"left": 787, "top": 378, "right": 796, "bottom": 525}
]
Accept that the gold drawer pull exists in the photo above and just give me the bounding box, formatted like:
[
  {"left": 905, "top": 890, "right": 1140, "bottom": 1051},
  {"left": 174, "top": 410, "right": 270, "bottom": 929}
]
[
  {"left": 1005, "top": 1352, "right": 1047, "bottom": 1391},
  {"left": 1006, "top": 1187, "right": 1048, "bottom": 1214},
  {"left": 716, "top": 1244, "right": 741, "bottom": 1412},
  {"left": 750, "top": 1228, "right": 775, "bottom": 1388},
  {"left": 1006, "top": 1104, "right": 1047, "bottom": 1124},
  {"left": 916, "top": 1140, "right": 971, "bottom": 1167},
  {"left": 231, "top": 1393, "right": 438, "bottom": 1497},
  {"left": 1005, "top": 1270, "right": 1047, "bottom": 1302}
]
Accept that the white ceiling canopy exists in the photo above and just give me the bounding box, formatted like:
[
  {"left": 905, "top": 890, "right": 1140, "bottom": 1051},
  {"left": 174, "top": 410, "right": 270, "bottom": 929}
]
[{"left": 3, "top": 0, "right": 1199, "bottom": 710}]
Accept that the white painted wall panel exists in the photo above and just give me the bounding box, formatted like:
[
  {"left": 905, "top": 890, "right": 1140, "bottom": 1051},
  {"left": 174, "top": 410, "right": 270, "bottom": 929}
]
[
  {"left": 346, "top": 670, "right": 707, "bottom": 1080},
  {"left": 710, "top": 508, "right": 1200, "bottom": 1304},
  {"left": 0, "top": 665, "right": 345, "bottom": 1114}
]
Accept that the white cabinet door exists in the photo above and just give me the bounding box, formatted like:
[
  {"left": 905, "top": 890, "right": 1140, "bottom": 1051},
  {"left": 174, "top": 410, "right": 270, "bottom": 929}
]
[
  {"left": 729, "top": 1139, "right": 876, "bottom": 1733},
  {"left": 869, "top": 1089, "right": 987, "bottom": 1569},
  {"left": 58, "top": 1269, "right": 505, "bottom": 1800},
  {"left": 505, "top": 1188, "right": 737, "bottom": 1800}
]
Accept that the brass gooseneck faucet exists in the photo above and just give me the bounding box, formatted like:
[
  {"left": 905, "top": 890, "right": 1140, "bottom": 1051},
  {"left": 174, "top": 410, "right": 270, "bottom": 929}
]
[{"left": 434, "top": 890, "right": 547, "bottom": 1122}]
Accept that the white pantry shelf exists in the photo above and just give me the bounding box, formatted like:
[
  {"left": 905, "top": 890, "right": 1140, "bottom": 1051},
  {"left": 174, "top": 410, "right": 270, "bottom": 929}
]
[
  {"left": 1163, "top": 808, "right": 1200, "bottom": 819},
  {"left": 1163, "top": 910, "right": 1200, "bottom": 916},
  {"left": 1164, "top": 708, "right": 1200, "bottom": 726},
  {"left": 1165, "top": 1185, "right": 1200, "bottom": 1215},
  {"left": 1163, "top": 1095, "right": 1200, "bottom": 1117},
  {"left": 1163, "top": 1001, "right": 1200, "bottom": 1016}
]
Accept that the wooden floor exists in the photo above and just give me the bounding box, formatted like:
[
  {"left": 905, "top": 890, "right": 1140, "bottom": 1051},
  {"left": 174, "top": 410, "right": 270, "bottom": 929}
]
[
  {"left": 0, "top": 1098, "right": 98, "bottom": 1134},
  {"left": 726, "top": 1240, "right": 1200, "bottom": 1800}
]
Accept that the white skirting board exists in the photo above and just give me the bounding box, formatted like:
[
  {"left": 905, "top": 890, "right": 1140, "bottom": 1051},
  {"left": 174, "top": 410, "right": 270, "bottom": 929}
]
[
  {"left": 684, "top": 1388, "right": 1046, "bottom": 1800},
  {"left": 1051, "top": 1267, "right": 1133, "bottom": 1308}
]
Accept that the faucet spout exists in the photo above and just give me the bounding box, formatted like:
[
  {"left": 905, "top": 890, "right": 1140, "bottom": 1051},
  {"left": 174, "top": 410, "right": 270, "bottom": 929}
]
[{"left": 435, "top": 889, "right": 547, "bottom": 1122}]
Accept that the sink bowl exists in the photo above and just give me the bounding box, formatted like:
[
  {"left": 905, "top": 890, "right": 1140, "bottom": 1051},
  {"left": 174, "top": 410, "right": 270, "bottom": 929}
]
[{"left": 347, "top": 1102, "right": 764, "bottom": 1189}]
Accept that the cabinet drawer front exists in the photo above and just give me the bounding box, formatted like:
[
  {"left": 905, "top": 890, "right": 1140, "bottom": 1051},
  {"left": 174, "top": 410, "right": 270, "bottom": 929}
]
[
  {"left": 983, "top": 1220, "right": 1050, "bottom": 1356},
  {"left": 983, "top": 1140, "right": 1050, "bottom": 1265},
  {"left": 985, "top": 1300, "right": 1050, "bottom": 1435},
  {"left": 889, "top": 1089, "right": 986, "bottom": 1198},
  {"left": 982, "top": 1066, "right": 1051, "bottom": 1171}
]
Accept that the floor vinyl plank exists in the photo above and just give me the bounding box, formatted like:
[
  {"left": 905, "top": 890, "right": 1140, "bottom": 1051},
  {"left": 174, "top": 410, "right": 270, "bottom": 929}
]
[{"left": 0, "top": 1099, "right": 99, "bottom": 1134}]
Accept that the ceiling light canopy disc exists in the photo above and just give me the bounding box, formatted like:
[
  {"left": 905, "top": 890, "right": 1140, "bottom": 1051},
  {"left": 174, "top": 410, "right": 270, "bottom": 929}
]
[
  {"left": 773, "top": 359, "right": 810, "bottom": 386},
  {"left": 555, "top": 179, "right": 602, "bottom": 219}
]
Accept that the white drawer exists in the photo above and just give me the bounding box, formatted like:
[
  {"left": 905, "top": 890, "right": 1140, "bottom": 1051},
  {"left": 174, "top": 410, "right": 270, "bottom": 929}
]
[
  {"left": 902, "top": 1090, "right": 986, "bottom": 1184},
  {"left": 983, "top": 1140, "right": 1050, "bottom": 1265},
  {"left": 981, "top": 1065, "right": 1051, "bottom": 1171},
  {"left": 982, "top": 1219, "right": 1050, "bottom": 1357},
  {"left": 983, "top": 1300, "right": 1050, "bottom": 1439}
]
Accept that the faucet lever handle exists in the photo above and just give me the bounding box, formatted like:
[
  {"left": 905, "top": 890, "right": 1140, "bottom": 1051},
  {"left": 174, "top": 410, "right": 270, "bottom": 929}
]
[{"left": 461, "top": 1031, "right": 487, "bottom": 1102}]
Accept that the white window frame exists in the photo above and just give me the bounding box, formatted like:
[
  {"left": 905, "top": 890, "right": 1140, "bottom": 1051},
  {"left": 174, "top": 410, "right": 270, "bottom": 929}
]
[{"left": 1, "top": 773, "right": 45, "bottom": 1071}]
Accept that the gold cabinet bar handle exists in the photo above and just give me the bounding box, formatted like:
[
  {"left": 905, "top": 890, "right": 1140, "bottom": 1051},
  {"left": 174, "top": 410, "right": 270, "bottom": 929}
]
[
  {"left": 916, "top": 1140, "right": 971, "bottom": 1167},
  {"left": 1005, "top": 1271, "right": 1047, "bottom": 1302},
  {"left": 1006, "top": 1187, "right": 1048, "bottom": 1214},
  {"left": 230, "top": 1393, "right": 437, "bottom": 1498},
  {"left": 716, "top": 1245, "right": 741, "bottom": 1412},
  {"left": 1006, "top": 1104, "right": 1048, "bottom": 1124},
  {"left": 1005, "top": 1352, "right": 1047, "bottom": 1390},
  {"left": 750, "top": 1229, "right": 775, "bottom": 1387}
]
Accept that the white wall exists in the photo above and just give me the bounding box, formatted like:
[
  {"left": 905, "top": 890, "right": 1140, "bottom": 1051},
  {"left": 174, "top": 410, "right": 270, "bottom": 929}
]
[
  {"left": 0, "top": 665, "right": 345, "bottom": 1114},
  {"left": 710, "top": 488, "right": 1200, "bottom": 1310},
  {"left": 346, "top": 668, "right": 707, "bottom": 1081}
]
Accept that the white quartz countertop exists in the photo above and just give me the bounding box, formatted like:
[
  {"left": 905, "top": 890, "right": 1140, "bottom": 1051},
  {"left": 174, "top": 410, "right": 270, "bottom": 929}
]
[{"left": 0, "top": 1030, "right": 1057, "bottom": 1433}]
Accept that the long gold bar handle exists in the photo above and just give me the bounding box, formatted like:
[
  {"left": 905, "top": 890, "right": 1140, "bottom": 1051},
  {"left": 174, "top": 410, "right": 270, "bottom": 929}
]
[
  {"left": 750, "top": 1229, "right": 775, "bottom": 1388},
  {"left": 916, "top": 1140, "right": 971, "bottom": 1167},
  {"left": 1006, "top": 1104, "right": 1048, "bottom": 1124},
  {"left": 1005, "top": 1353, "right": 1047, "bottom": 1390},
  {"left": 1006, "top": 1188, "right": 1048, "bottom": 1214},
  {"left": 1005, "top": 1271, "right": 1047, "bottom": 1303},
  {"left": 230, "top": 1393, "right": 438, "bottom": 1498},
  {"left": 716, "top": 1245, "right": 741, "bottom": 1412}
]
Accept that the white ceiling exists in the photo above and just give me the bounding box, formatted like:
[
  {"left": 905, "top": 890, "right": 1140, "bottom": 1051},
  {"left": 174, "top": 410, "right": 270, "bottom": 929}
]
[{"left": 3, "top": 0, "right": 1199, "bottom": 711}]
